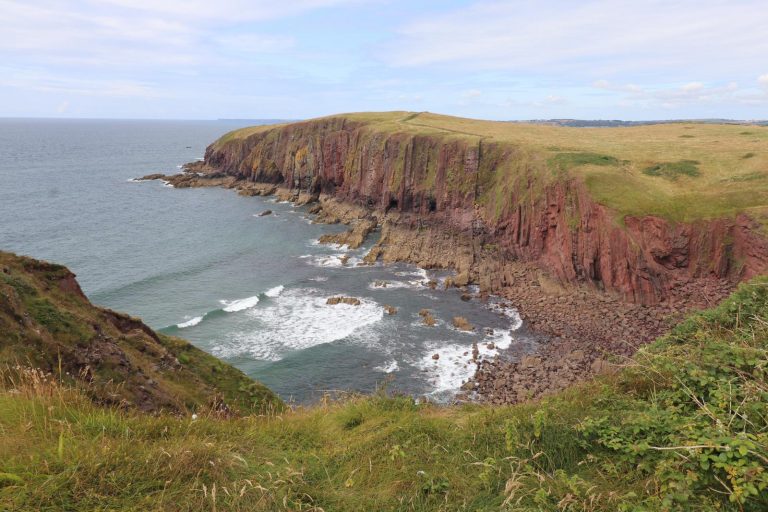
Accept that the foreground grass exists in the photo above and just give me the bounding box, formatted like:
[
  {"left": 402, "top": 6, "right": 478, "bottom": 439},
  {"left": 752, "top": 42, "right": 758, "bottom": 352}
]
[{"left": 2, "top": 279, "right": 768, "bottom": 511}]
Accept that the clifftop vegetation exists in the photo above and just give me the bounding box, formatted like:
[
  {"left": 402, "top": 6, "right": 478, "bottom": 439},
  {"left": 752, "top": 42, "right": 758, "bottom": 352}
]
[
  {"left": 1, "top": 254, "right": 767, "bottom": 510},
  {"left": 215, "top": 112, "right": 768, "bottom": 228},
  {"left": 0, "top": 251, "right": 281, "bottom": 415}
]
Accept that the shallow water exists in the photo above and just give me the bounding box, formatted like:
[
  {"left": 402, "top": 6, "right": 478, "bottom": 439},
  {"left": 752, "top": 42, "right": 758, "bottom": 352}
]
[{"left": 0, "top": 119, "right": 538, "bottom": 403}]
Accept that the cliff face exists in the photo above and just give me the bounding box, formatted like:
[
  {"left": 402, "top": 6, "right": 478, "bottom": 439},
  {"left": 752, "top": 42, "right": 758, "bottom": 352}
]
[{"left": 203, "top": 118, "right": 768, "bottom": 304}]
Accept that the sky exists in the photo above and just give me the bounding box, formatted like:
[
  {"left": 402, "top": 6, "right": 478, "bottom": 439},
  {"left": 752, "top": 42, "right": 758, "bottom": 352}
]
[{"left": 1, "top": 0, "right": 767, "bottom": 120}]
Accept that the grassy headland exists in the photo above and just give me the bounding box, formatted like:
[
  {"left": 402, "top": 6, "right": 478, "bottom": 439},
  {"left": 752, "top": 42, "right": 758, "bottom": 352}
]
[
  {"left": 216, "top": 112, "right": 768, "bottom": 228},
  {"left": 1, "top": 259, "right": 767, "bottom": 510}
]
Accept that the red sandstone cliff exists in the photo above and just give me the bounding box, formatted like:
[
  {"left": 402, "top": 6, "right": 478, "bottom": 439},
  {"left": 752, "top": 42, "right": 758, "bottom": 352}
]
[{"left": 200, "top": 118, "right": 768, "bottom": 305}]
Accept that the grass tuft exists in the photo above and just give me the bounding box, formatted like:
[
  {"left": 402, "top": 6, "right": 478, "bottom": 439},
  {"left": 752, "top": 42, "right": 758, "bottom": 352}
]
[{"left": 642, "top": 159, "right": 701, "bottom": 179}]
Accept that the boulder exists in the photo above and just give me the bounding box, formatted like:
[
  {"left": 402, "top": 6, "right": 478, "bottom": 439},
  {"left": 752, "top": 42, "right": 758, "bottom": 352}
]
[
  {"left": 326, "top": 296, "right": 361, "bottom": 306},
  {"left": 452, "top": 316, "right": 473, "bottom": 331}
]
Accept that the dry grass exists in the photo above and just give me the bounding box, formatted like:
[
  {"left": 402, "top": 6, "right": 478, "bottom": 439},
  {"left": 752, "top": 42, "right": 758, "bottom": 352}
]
[{"left": 218, "top": 111, "right": 768, "bottom": 226}]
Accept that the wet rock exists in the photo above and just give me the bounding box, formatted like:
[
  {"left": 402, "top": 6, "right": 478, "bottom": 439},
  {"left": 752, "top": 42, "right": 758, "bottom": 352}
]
[
  {"left": 326, "top": 296, "right": 361, "bottom": 306},
  {"left": 136, "top": 173, "right": 166, "bottom": 181},
  {"left": 258, "top": 210, "right": 272, "bottom": 217},
  {"left": 453, "top": 270, "right": 470, "bottom": 287},
  {"left": 432, "top": 353, "right": 440, "bottom": 360},
  {"left": 452, "top": 316, "right": 473, "bottom": 331},
  {"left": 419, "top": 309, "right": 437, "bottom": 327},
  {"left": 383, "top": 304, "right": 397, "bottom": 315},
  {"left": 460, "top": 293, "right": 472, "bottom": 302},
  {"left": 373, "top": 280, "right": 389, "bottom": 288},
  {"left": 318, "top": 219, "right": 377, "bottom": 249}
]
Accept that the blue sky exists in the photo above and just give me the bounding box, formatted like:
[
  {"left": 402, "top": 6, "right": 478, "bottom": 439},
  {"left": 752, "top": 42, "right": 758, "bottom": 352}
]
[{"left": 1, "top": 0, "right": 767, "bottom": 120}]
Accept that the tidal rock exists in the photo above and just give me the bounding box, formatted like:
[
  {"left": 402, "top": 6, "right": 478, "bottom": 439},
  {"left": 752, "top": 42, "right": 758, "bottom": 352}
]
[
  {"left": 258, "top": 210, "right": 273, "bottom": 217},
  {"left": 419, "top": 310, "right": 437, "bottom": 327},
  {"left": 326, "top": 296, "right": 361, "bottom": 306},
  {"left": 452, "top": 316, "right": 473, "bottom": 331},
  {"left": 136, "top": 173, "right": 166, "bottom": 181},
  {"left": 384, "top": 304, "right": 397, "bottom": 315}
]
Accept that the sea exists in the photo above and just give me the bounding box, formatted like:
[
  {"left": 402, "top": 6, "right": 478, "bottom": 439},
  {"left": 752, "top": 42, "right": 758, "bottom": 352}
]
[{"left": 0, "top": 119, "right": 538, "bottom": 403}]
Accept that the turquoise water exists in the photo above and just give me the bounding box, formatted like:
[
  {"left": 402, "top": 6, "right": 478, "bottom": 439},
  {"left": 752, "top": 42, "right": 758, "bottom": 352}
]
[{"left": 0, "top": 119, "right": 536, "bottom": 403}]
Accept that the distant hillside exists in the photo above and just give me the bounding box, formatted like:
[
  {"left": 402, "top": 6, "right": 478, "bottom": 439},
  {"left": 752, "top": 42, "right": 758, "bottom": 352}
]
[
  {"left": 523, "top": 118, "right": 768, "bottom": 127},
  {"left": 0, "top": 251, "right": 281, "bottom": 414}
]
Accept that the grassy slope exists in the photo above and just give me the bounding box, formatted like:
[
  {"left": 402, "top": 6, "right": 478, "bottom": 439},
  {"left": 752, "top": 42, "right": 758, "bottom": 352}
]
[
  {"left": 216, "top": 112, "right": 768, "bottom": 228},
  {"left": 1, "top": 279, "right": 766, "bottom": 511},
  {"left": 0, "top": 251, "right": 281, "bottom": 415}
]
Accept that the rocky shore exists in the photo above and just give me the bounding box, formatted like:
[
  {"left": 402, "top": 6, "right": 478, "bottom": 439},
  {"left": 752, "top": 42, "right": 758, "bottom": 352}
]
[{"left": 138, "top": 167, "right": 738, "bottom": 404}]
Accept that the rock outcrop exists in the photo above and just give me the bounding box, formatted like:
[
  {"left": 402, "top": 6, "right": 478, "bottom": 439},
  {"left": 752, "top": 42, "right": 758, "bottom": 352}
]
[{"left": 193, "top": 116, "right": 768, "bottom": 305}]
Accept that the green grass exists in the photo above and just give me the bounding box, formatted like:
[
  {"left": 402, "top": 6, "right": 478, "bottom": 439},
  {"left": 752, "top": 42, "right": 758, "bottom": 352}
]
[
  {"left": 214, "top": 112, "right": 768, "bottom": 228},
  {"left": 2, "top": 279, "right": 767, "bottom": 511},
  {"left": 0, "top": 251, "right": 281, "bottom": 415},
  {"left": 642, "top": 160, "right": 701, "bottom": 179},
  {"left": 548, "top": 152, "right": 622, "bottom": 172}
]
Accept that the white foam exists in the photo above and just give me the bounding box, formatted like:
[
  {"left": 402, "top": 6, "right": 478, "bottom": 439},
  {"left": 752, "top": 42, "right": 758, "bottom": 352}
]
[
  {"left": 415, "top": 329, "right": 514, "bottom": 397},
  {"left": 368, "top": 279, "right": 421, "bottom": 291},
  {"left": 220, "top": 295, "right": 260, "bottom": 312},
  {"left": 213, "top": 289, "right": 384, "bottom": 361},
  {"left": 395, "top": 268, "right": 429, "bottom": 280},
  {"left": 414, "top": 342, "right": 479, "bottom": 395},
  {"left": 489, "top": 302, "right": 524, "bottom": 330},
  {"left": 177, "top": 316, "right": 203, "bottom": 328},
  {"left": 374, "top": 360, "right": 399, "bottom": 373},
  {"left": 265, "top": 285, "right": 284, "bottom": 298},
  {"left": 309, "top": 254, "right": 345, "bottom": 267},
  {"left": 308, "top": 276, "right": 329, "bottom": 282}
]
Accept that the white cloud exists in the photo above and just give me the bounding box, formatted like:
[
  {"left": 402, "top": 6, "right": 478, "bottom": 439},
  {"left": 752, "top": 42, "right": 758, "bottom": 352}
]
[
  {"left": 588, "top": 79, "right": 767, "bottom": 109},
  {"left": 0, "top": 68, "right": 162, "bottom": 97},
  {"left": 385, "top": 0, "right": 768, "bottom": 80},
  {"left": 98, "top": 0, "right": 359, "bottom": 22},
  {"left": 681, "top": 82, "right": 704, "bottom": 92},
  {"left": 760, "top": 74, "right": 768, "bottom": 87}
]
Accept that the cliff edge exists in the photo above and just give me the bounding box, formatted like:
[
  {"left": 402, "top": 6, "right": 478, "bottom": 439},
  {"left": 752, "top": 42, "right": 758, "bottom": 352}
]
[
  {"left": 0, "top": 251, "right": 282, "bottom": 414},
  {"left": 195, "top": 112, "right": 768, "bottom": 305}
]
